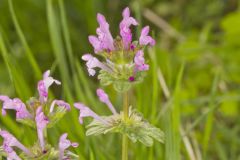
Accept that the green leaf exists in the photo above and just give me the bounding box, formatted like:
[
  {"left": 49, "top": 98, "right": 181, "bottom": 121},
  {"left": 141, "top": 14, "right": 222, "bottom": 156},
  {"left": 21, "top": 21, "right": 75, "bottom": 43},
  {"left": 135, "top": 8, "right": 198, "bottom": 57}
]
[{"left": 86, "top": 107, "right": 165, "bottom": 147}]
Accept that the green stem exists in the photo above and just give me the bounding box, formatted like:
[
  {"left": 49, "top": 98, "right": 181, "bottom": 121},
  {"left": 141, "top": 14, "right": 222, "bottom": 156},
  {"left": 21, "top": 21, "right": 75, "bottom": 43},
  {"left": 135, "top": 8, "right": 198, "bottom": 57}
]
[{"left": 122, "top": 91, "right": 129, "bottom": 160}]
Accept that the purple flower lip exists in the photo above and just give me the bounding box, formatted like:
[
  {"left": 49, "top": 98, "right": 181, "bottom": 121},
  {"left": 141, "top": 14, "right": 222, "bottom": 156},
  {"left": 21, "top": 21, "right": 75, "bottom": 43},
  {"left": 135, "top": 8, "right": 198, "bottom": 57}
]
[{"left": 129, "top": 76, "right": 135, "bottom": 82}]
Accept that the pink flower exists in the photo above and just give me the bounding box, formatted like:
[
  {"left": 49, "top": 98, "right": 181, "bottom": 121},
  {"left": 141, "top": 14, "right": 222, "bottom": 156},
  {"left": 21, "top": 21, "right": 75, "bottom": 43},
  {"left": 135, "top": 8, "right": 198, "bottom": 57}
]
[
  {"left": 2, "top": 144, "right": 21, "bottom": 160},
  {"left": 59, "top": 133, "right": 78, "bottom": 160},
  {"left": 74, "top": 103, "right": 106, "bottom": 124},
  {"left": 0, "top": 95, "right": 10, "bottom": 115},
  {"left": 139, "top": 26, "right": 155, "bottom": 46},
  {"left": 120, "top": 7, "right": 138, "bottom": 49},
  {"left": 0, "top": 97, "right": 31, "bottom": 120},
  {"left": 82, "top": 54, "right": 112, "bottom": 76},
  {"left": 134, "top": 50, "right": 149, "bottom": 71},
  {"left": 89, "top": 14, "right": 114, "bottom": 53},
  {"left": 35, "top": 107, "right": 49, "bottom": 151},
  {"left": 0, "top": 130, "right": 32, "bottom": 156},
  {"left": 96, "top": 89, "right": 117, "bottom": 114},
  {"left": 49, "top": 100, "right": 70, "bottom": 113},
  {"left": 38, "top": 70, "right": 61, "bottom": 103}
]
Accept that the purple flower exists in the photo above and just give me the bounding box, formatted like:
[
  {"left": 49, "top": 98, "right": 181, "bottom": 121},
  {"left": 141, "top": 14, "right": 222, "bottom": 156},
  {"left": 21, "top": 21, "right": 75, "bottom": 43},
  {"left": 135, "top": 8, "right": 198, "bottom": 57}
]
[
  {"left": 0, "top": 130, "right": 32, "bottom": 156},
  {"left": 49, "top": 100, "right": 70, "bottom": 113},
  {"left": 59, "top": 133, "right": 78, "bottom": 160},
  {"left": 89, "top": 14, "right": 115, "bottom": 53},
  {"left": 0, "top": 97, "right": 31, "bottom": 120},
  {"left": 0, "top": 95, "right": 10, "bottom": 115},
  {"left": 74, "top": 103, "right": 106, "bottom": 124},
  {"left": 38, "top": 70, "right": 61, "bottom": 103},
  {"left": 2, "top": 144, "right": 21, "bottom": 160},
  {"left": 82, "top": 54, "right": 112, "bottom": 76},
  {"left": 96, "top": 89, "right": 117, "bottom": 114},
  {"left": 120, "top": 7, "right": 138, "bottom": 49},
  {"left": 35, "top": 107, "right": 49, "bottom": 151},
  {"left": 139, "top": 26, "right": 155, "bottom": 46},
  {"left": 134, "top": 50, "right": 149, "bottom": 71}
]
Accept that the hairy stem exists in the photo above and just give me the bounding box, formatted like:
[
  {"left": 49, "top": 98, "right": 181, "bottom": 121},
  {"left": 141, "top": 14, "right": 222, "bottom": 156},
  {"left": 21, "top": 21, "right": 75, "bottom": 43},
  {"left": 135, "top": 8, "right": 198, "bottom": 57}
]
[{"left": 122, "top": 91, "right": 129, "bottom": 160}]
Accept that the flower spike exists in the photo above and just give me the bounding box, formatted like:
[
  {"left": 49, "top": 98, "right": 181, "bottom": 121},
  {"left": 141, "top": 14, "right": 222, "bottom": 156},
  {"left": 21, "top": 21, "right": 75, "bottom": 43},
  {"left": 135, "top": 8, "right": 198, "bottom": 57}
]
[{"left": 96, "top": 89, "right": 117, "bottom": 114}]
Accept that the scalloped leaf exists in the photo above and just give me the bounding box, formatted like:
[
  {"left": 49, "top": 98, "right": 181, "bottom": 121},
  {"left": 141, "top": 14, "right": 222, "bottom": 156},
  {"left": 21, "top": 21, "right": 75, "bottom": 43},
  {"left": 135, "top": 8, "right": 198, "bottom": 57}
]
[{"left": 86, "top": 107, "right": 165, "bottom": 147}]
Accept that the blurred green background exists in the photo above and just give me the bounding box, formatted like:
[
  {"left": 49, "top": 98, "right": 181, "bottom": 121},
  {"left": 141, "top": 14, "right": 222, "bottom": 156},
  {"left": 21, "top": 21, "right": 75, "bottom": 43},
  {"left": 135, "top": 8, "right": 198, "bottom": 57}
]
[{"left": 0, "top": 0, "right": 240, "bottom": 159}]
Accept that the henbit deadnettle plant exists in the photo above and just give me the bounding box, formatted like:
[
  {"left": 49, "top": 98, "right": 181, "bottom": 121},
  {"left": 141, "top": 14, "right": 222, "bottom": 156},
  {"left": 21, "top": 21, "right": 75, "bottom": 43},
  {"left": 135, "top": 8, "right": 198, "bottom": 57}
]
[
  {"left": 0, "top": 70, "right": 78, "bottom": 160},
  {"left": 79, "top": 7, "right": 164, "bottom": 160},
  {"left": 82, "top": 7, "right": 155, "bottom": 92}
]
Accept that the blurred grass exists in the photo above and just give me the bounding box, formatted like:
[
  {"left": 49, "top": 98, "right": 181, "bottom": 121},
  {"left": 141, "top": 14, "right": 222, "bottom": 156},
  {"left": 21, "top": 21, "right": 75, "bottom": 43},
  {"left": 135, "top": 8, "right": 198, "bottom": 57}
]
[{"left": 0, "top": 0, "right": 240, "bottom": 159}]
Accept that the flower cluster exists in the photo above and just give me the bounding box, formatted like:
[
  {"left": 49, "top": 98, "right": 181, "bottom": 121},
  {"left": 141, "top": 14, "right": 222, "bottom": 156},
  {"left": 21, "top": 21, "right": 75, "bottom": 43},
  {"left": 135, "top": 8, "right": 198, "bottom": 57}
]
[
  {"left": 82, "top": 7, "right": 155, "bottom": 92},
  {"left": 0, "top": 70, "right": 78, "bottom": 160}
]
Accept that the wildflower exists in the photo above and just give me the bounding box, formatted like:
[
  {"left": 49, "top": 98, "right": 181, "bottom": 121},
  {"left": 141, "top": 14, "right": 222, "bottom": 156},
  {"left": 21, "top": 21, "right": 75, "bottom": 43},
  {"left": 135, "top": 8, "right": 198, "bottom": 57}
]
[
  {"left": 120, "top": 7, "right": 138, "bottom": 49},
  {"left": 82, "top": 54, "right": 112, "bottom": 76},
  {"left": 75, "top": 89, "right": 118, "bottom": 126},
  {"left": 0, "top": 70, "right": 69, "bottom": 124},
  {"left": 38, "top": 70, "right": 61, "bottom": 103},
  {"left": 89, "top": 14, "right": 115, "bottom": 53},
  {"left": 2, "top": 145, "right": 21, "bottom": 160},
  {"left": 82, "top": 7, "right": 155, "bottom": 92},
  {"left": 74, "top": 103, "right": 107, "bottom": 124},
  {"left": 139, "top": 26, "right": 155, "bottom": 46},
  {"left": 96, "top": 89, "right": 117, "bottom": 114},
  {"left": 134, "top": 50, "right": 149, "bottom": 71},
  {"left": 0, "top": 70, "right": 77, "bottom": 159},
  {"left": 0, "top": 130, "right": 32, "bottom": 156},
  {"left": 0, "top": 96, "right": 32, "bottom": 119},
  {"left": 59, "top": 133, "right": 78, "bottom": 160},
  {"left": 35, "top": 107, "right": 49, "bottom": 151}
]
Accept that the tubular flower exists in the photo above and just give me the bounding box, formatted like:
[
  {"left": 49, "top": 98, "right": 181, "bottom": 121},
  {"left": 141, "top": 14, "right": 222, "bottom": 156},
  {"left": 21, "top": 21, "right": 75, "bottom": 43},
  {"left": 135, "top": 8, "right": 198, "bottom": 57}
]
[
  {"left": 0, "top": 96, "right": 31, "bottom": 120},
  {"left": 139, "top": 26, "right": 155, "bottom": 46},
  {"left": 96, "top": 89, "right": 117, "bottom": 114},
  {"left": 59, "top": 133, "right": 78, "bottom": 160},
  {"left": 35, "top": 107, "right": 49, "bottom": 151},
  {"left": 0, "top": 130, "right": 32, "bottom": 157},
  {"left": 0, "top": 70, "right": 69, "bottom": 123},
  {"left": 82, "top": 7, "right": 155, "bottom": 92},
  {"left": 120, "top": 7, "right": 138, "bottom": 49},
  {"left": 0, "top": 70, "right": 75, "bottom": 159},
  {"left": 75, "top": 89, "right": 118, "bottom": 125},
  {"left": 2, "top": 144, "right": 21, "bottom": 160},
  {"left": 89, "top": 13, "right": 115, "bottom": 53},
  {"left": 82, "top": 54, "right": 112, "bottom": 76},
  {"left": 38, "top": 70, "right": 61, "bottom": 103},
  {"left": 74, "top": 103, "right": 107, "bottom": 124},
  {"left": 134, "top": 50, "right": 149, "bottom": 71}
]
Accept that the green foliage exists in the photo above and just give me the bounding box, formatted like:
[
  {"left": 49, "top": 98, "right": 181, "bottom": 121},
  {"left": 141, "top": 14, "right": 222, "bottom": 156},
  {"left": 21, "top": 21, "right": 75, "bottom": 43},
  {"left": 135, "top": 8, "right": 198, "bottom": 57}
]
[
  {"left": 86, "top": 107, "right": 164, "bottom": 147},
  {"left": 0, "top": 0, "right": 240, "bottom": 159}
]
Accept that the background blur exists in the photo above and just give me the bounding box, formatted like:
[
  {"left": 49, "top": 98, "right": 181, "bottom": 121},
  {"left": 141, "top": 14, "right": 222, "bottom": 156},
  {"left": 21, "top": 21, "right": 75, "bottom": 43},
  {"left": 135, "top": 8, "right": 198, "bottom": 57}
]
[{"left": 0, "top": 0, "right": 240, "bottom": 159}]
